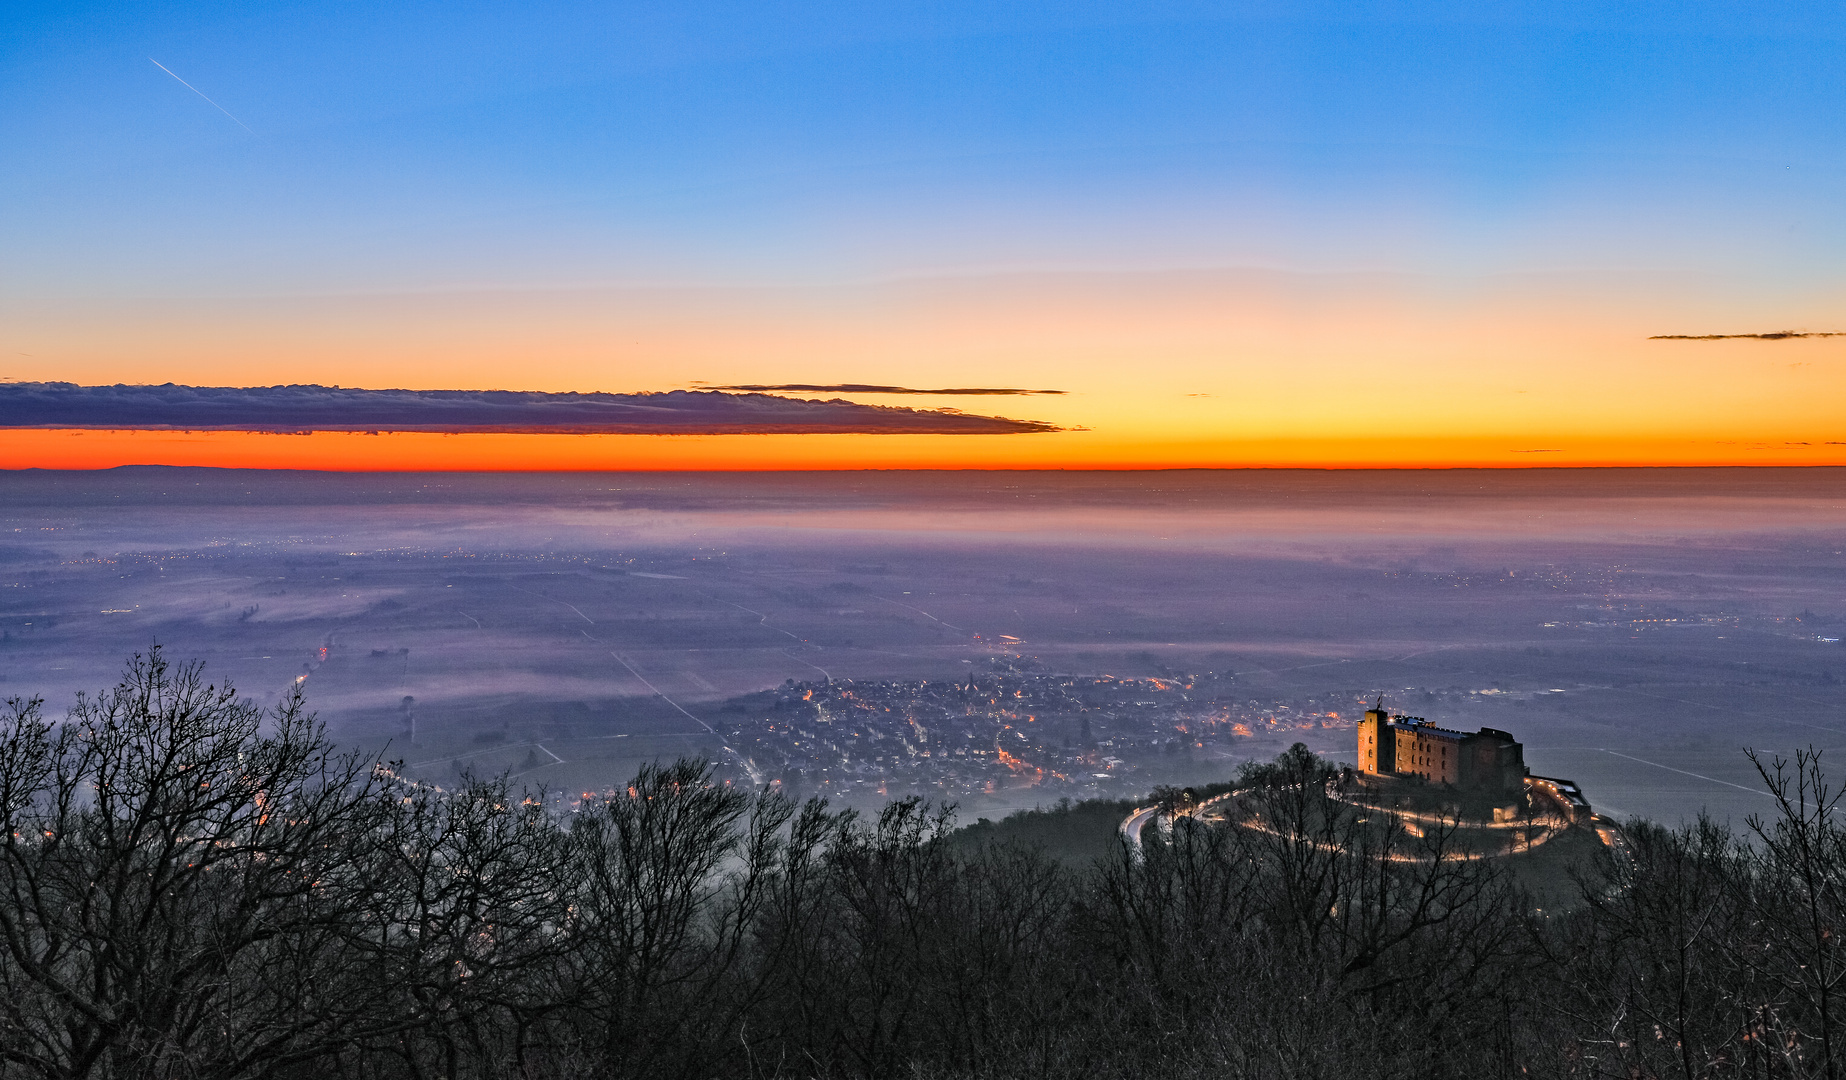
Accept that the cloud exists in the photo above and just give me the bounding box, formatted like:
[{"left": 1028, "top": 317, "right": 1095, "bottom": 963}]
[
  {"left": 0, "top": 383, "right": 1062, "bottom": 435},
  {"left": 701, "top": 383, "right": 1065, "bottom": 395},
  {"left": 1649, "top": 331, "right": 1844, "bottom": 340}
]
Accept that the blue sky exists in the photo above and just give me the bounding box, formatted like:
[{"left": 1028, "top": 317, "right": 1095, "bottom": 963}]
[
  {"left": 7, "top": 0, "right": 1843, "bottom": 295},
  {"left": 5, "top": 1, "right": 1846, "bottom": 471}
]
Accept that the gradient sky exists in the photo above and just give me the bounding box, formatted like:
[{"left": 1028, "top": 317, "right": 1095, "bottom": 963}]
[{"left": 4, "top": 0, "right": 1845, "bottom": 469}]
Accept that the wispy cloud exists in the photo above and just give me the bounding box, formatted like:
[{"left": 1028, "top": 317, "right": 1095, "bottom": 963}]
[
  {"left": 1649, "top": 331, "right": 1844, "bottom": 340},
  {"left": 700, "top": 383, "right": 1066, "bottom": 396},
  {"left": 0, "top": 383, "right": 1061, "bottom": 435}
]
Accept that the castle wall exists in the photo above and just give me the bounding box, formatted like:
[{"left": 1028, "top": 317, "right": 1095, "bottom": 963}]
[
  {"left": 1393, "top": 724, "right": 1459, "bottom": 785},
  {"left": 1356, "top": 712, "right": 1525, "bottom": 798}
]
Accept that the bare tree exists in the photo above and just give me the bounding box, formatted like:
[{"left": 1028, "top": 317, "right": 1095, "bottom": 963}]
[
  {"left": 350, "top": 771, "right": 574, "bottom": 1080},
  {"left": 0, "top": 648, "right": 400, "bottom": 1080},
  {"left": 555, "top": 758, "right": 793, "bottom": 1079},
  {"left": 1746, "top": 748, "right": 1846, "bottom": 1080}
]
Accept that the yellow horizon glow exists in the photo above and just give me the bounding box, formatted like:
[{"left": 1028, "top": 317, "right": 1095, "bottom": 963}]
[{"left": 8, "top": 267, "right": 1843, "bottom": 469}]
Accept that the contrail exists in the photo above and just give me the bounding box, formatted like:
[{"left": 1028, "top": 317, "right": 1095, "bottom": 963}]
[{"left": 148, "top": 58, "right": 253, "bottom": 133}]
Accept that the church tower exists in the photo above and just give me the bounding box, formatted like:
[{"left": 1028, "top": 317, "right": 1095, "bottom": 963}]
[{"left": 1358, "top": 706, "right": 1395, "bottom": 775}]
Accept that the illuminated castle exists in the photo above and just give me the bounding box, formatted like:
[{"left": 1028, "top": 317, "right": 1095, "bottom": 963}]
[{"left": 1357, "top": 706, "right": 1526, "bottom": 797}]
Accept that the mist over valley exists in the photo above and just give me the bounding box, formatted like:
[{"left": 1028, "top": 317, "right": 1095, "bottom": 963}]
[{"left": 4, "top": 466, "right": 1841, "bottom": 825}]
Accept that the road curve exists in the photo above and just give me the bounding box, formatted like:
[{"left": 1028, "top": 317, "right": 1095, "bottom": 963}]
[{"left": 1119, "top": 805, "right": 1160, "bottom": 860}]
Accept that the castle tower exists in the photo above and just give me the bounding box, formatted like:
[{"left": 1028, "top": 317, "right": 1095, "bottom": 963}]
[{"left": 1358, "top": 707, "right": 1394, "bottom": 774}]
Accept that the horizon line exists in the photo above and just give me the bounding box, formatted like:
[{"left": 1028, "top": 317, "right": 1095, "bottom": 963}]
[{"left": 7, "top": 462, "right": 1846, "bottom": 475}]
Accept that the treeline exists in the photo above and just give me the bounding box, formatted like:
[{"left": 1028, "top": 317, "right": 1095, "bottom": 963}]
[{"left": 1, "top": 651, "right": 1844, "bottom": 1079}]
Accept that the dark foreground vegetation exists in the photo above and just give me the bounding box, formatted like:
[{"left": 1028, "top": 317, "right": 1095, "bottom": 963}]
[{"left": 3, "top": 652, "right": 1845, "bottom": 1079}]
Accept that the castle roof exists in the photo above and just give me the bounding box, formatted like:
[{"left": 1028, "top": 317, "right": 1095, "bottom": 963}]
[
  {"left": 1383, "top": 716, "right": 1520, "bottom": 745},
  {"left": 1387, "top": 716, "right": 1467, "bottom": 741}
]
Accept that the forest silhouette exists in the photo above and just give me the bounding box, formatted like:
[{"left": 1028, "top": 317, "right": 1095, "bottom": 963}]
[{"left": 2, "top": 649, "right": 1842, "bottom": 1079}]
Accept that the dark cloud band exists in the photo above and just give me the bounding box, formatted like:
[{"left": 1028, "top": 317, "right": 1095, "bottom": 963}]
[
  {"left": 0, "top": 383, "right": 1061, "bottom": 435},
  {"left": 705, "top": 383, "right": 1066, "bottom": 395},
  {"left": 1650, "top": 331, "right": 1844, "bottom": 340}
]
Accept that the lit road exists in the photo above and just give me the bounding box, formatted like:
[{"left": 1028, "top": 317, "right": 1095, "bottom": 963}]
[
  {"left": 1119, "top": 805, "right": 1160, "bottom": 860},
  {"left": 1119, "top": 790, "right": 1239, "bottom": 861},
  {"left": 1115, "top": 786, "right": 1587, "bottom": 863},
  {"left": 510, "top": 582, "right": 764, "bottom": 786}
]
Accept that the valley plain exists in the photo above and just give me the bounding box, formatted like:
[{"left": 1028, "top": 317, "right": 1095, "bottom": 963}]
[{"left": 2, "top": 466, "right": 1842, "bottom": 824}]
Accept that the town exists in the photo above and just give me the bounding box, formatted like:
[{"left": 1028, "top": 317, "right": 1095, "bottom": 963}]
[{"left": 712, "top": 668, "right": 1358, "bottom": 804}]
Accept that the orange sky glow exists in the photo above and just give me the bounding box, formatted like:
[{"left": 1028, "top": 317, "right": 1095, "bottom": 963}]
[
  {"left": 8, "top": 270, "right": 1845, "bottom": 469},
  {"left": 9, "top": 2, "right": 1846, "bottom": 472},
  {"left": 4, "top": 429, "right": 1842, "bottom": 472}
]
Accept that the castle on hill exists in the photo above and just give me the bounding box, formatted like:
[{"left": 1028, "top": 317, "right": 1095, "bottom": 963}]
[{"left": 1357, "top": 706, "right": 1527, "bottom": 798}]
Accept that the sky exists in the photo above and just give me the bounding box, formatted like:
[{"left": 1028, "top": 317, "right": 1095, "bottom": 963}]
[{"left": 3, "top": 0, "right": 1845, "bottom": 469}]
